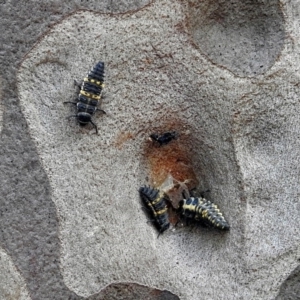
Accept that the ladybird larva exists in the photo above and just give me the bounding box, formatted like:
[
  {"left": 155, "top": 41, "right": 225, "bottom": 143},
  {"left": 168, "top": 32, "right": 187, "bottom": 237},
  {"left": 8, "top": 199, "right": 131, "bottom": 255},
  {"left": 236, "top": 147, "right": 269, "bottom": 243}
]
[
  {"left": 149, "top": 131, "right": 178, "bottom": 146},
  {"left": 179, "top": 197, "right": 230, "bottom": 230},
  {"left": 139, "top": 185, "right": 170, "bottom": 235},
  {"left": 65, "top": 61, "right": 106, "bottom": 134}
]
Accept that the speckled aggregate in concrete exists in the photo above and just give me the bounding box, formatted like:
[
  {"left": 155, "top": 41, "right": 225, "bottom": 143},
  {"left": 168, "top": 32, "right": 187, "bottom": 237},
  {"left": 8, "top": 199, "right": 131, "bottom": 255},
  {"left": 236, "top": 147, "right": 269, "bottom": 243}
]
[
  {"left": 17, "top": 1, "right": 245, "bottom": 298},
  {"left": 1, "top": 0, "right": 300, "bottom": 299},
  {"left": 0, "top": 77, "right": 3, "bottom": 134},
  {"left": 1, "top": 0, "right": 178, "bottom": 299},
  {"left": 0, "top": 249, "right": 30, "bottom": 299}
]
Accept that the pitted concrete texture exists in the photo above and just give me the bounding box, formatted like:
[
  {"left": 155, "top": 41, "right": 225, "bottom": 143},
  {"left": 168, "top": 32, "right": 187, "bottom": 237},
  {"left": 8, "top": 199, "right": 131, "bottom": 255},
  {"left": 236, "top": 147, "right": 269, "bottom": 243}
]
[
  {"left": 0, "top": 0, "right": 297, "bottom": 299},
  {"left": 276, "top": 264, "right": 300, "bottom": 300},
  {"left": 16, "top": 0, "right": 300, "bottom": 299},
  {"left": 0, "top": 248, "right": 31, "bottom": 299},
  {"left": 0, "top": 74, "right": 6, "bottom": 136},
  {"left": 18, "top": 2, "right": 241, "bottom": 299},
  {"left": 0, "top": 78, "right": 2, "bottom": 134},
  {"left": 188, "top": 0, "right": 285, "bottom": 76},
  {"left": 1, "top": 0, "right": 179, "bottom": 299}
]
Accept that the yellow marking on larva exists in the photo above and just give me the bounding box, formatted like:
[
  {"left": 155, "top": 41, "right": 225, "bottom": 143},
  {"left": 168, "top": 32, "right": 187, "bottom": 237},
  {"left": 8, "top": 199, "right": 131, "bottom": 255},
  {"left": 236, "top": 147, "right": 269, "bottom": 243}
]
[
  {"left": 183, "top": 203, "right": 197, "bottom": 212},
  {"left": 155, "top": 207, "right": 168, "bottom": 215},
  {"left": 84, "top": 77, "right": 104, "bottom": 88},
  {"left": 212, "top": 204, "right": 221, "bottom": 211},
  {"left": 196, "top": 206, "right": 203, "bottom": 213},
  {"left": 151, "top": 191, "right": 166, "bottom": 205},
  {"left": 80, "top": 90, "right": 101, "bottom": 100}
]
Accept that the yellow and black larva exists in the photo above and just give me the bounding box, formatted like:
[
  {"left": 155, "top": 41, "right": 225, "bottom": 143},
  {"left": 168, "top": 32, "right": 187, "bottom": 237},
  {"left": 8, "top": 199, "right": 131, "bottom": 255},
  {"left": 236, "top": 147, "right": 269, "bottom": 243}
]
[
  {"left": 179, "top": 197, "right": 230, "bottom": 230},
  {"left": 65, "top": 61, "right": 106, "bottom": 133},
  {"left": 139, "top": 185, "right": 170, "bottom": 234}
]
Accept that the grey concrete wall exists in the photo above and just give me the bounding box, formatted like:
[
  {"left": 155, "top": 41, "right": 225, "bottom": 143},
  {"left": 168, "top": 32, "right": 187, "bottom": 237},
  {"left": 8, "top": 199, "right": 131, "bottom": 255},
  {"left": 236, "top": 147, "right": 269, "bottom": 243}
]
[{"left": 1, "top": 0, "right": 300, "bottom": 299}]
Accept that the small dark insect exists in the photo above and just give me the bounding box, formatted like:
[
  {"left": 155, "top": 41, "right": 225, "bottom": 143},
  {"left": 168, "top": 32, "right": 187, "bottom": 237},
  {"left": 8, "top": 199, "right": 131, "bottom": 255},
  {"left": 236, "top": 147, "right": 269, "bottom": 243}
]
[
  {"left": 149, "top": 131, "right": 178, "bottom": 146},
  {"left": 179, "top": 197, "right": 230, "bottom": 230},
  {"left": 65, "top": 61, "right": 106, "bottom": 134},
  {"left": 139, "top": 185, "right": 170, "bottom": 235}
]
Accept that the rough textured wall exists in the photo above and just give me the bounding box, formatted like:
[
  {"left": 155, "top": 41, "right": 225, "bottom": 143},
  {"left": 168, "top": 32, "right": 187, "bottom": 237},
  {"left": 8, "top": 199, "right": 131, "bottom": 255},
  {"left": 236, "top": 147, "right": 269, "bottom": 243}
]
[{"left": 1, "top": 0, "right": 300, "bottom": 299}]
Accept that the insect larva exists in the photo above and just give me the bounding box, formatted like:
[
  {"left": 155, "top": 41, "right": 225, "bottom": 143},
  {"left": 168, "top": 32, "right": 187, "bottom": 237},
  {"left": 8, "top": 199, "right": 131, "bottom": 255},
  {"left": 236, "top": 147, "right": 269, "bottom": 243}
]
[
  {"left": 179, "top": 197, "right": 230, "bottom": 230},
  {"left": 65, "top": 61, "right": 106, "bottom": 133},
  {"left": 139, "top": 185, "right": 170, "bottom": 235},
  {"left": 149, "top": 131, "right": 178, "bottom": 146}
]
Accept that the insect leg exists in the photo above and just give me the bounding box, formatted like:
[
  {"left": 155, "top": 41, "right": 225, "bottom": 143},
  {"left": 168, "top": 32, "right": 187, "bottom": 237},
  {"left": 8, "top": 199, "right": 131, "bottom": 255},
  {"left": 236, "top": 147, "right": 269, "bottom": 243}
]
[
  {"left": 96, "top": 108, "right": 106, "bottom": 114},
  {"left": 64, "top": 101, "right": 77, "bottom": 105},
  {"left": 74, "top": 80, "right": 82, "bottom": 89},
  {"left": 101, "top": 90, "right": 106, "bottom": 99},
  {"left": 141, "top": 206, "right": 151, "bottom": 213},
  {"left": 90, "top": 120, "right": 98, "bottom": 134}
]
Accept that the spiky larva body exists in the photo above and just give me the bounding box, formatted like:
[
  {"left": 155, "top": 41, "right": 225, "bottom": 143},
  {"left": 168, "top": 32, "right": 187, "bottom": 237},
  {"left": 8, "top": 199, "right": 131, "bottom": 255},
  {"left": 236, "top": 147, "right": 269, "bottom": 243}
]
[
  {"left": 139, "top": 185, "right": 170, "bottom": 234},
  {"left": 179, "top": 197, "right": 230, "bottom": 230}
]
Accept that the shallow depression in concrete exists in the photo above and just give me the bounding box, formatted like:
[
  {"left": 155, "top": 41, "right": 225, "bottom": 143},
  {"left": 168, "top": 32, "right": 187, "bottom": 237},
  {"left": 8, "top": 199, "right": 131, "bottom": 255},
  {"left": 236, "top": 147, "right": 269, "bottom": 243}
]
[
  {"left": 188, "top": 0, "right": 285, "bottom": 76},
  {"left": 276, "top": 264, "right": 300, "bottom": 300},
  {"left": 17, "top": 2, "right": 243, "bottom": 298}
]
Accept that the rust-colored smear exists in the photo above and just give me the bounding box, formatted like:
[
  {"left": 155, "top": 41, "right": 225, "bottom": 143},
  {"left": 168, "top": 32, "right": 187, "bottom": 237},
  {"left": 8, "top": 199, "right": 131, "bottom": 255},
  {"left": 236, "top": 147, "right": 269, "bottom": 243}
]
[
  {"left": 145, "top": 138, "right": 198, "bottom": 189},
  {"left": 140, "top": 112, "right": 204, "bottom": 225},
  {"left": 114, "top": 131, "right": 134, "bottom": 149},
  {"left": 144, "top": 130, "right": 199, "bottom": 223},
  {"left": 168, "top": 205, "right": 181, "bottom": 225}
]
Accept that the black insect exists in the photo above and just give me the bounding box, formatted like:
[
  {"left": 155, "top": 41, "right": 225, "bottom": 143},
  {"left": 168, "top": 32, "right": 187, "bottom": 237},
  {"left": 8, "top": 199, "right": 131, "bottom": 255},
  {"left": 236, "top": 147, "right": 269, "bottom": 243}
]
[
  {"left": 179, "top": 197, "right": 230, "bottom": 230},
  {"left": 150, "top": 131, "right": 178, "bottom": 146},
  {"left": 139, "top": 185, "right": 170, "bottom": 235},
  {"left": 65, "top": 61, "right": 106, "bottom": 133}
]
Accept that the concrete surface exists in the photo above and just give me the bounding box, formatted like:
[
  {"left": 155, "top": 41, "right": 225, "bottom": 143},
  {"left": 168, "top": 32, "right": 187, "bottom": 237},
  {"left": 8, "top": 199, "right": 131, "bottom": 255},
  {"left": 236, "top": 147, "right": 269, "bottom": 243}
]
[
  {"left": 0, "top": 249, "right": 30, "bottom": 300},
  {"left": 1, "top": 0, "right": 300, "bottom": 299},
  {"left": 0, "top": 76, "right": 3, "bottom": 134}
]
